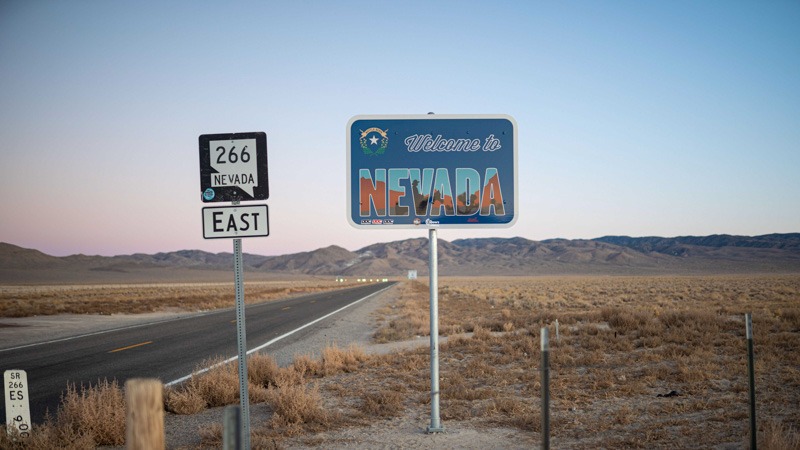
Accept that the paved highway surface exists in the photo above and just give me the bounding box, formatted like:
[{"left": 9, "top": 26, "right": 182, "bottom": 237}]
[{"left": 1, "top": 282, "right": 395, "bottom": 424}]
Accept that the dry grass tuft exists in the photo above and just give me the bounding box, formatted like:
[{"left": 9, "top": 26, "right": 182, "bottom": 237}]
[
  {"left": 56, "top": 379, "right": 126, "bottom": 446},
  {"left": 165, "top": 354, "right": 294, "bottom": 415},
  {"left": 264, "top": 383, "right": 332, "bottom": 434},
  {"left": 600, "top": 306, "right": 653, "bottom": 333},
  {"left": 0, "top": 379, "right": 125, "bottom": 448},
  {"left": 247, "top": 352, "right": 281, "bottom": 388},
  {"left": 278, "top": 356, "right": 314, "bottom": 386},
  {"left": 762, "top": 420, "right": 800, "bottom": 450},
  {"left": 360, "top": 388, "right": 405, "bottom": 418},
  {"left": 471, "top": 324, "right": 494, "bottom": 341},
  {"left": 164, "top": 386, "right": 206, "bottom": 415},
  {"left": 286, "top": 343, "right": 370, "bottom": 378},
  {"left": 0, "top": 422, "right": 96, "bottom": 450},
  {"left": 319, "top": 343, "right": 368, "bottom": 376},
  {"left": 165, "top": 357, "right": 239, "bottom": 414},
  {"left": 198, "top": 422, "right": 224, "bottom": 447}
]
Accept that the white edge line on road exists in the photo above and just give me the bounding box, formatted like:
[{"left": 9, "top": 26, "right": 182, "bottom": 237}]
[
  {"left": 164, "top": 283, "right": 395, "bottom": 387},
  {"left": 0, "top": 312, "right": 221, "bottom": 353}
]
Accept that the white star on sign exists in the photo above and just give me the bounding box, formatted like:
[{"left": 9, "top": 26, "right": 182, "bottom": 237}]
[{"left": 369, "top": 135, "right": 379, "bottom": 145}]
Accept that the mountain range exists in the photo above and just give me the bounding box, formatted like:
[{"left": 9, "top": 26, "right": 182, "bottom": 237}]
[{"left": 2, "top": 233, "right": 799, "bottom": 283}]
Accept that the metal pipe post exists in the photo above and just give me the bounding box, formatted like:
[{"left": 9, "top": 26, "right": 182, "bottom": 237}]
[
  {"left": 427, "top": 228, "right": 444, "bottom": 433},
  {"left": 233, "top": 234, "right": 250, "bottom": 449},
  {"left": 746, "top": 313, "right": 757, "bottom": 450},
  {"left": 223, "top": 405, "right": 241, "bottom": 450},
  {"left": 541, "top": 327, "right": 550, "bottom": 450}
]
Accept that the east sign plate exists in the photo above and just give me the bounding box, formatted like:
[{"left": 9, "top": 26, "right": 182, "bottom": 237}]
[
  {"left": 199, "top": 132, "right": 269, "bottom": 202},
  {"left": 347, "top": 115, "right": 517, "bottom": 228},
  {"left": 202, "top": 204, "right": 269, "bottom": 239}
]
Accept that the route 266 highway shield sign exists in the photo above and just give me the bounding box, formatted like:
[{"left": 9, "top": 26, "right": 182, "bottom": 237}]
[
  {"left": 199, "top": 132, "right": 269, "bottom": 202},
  {"left": 347, "top": 115, "right": 518, "bottom": 229}
]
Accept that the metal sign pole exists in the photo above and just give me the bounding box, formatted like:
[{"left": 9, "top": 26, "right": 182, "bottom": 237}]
[
  {"left": 541, "top": 327, "right": 551, "bottom": 450},
  {"left": 746, "top": 313, "right": 757, "bottom": 450},
  {"left": 232, "top": 202, "right": 251, "bottom": 449},
  {"left": 427, "top": 228, "right": 444, "bottom": 433}
]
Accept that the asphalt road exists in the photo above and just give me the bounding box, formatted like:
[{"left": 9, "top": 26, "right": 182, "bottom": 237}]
[{"left": 0, "top": 281, "right": 395, "bottom": 424}]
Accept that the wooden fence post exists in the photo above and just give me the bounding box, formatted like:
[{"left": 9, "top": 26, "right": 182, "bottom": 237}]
[{"left": 125, "top": 378, "right": 164, "bottom": 450}]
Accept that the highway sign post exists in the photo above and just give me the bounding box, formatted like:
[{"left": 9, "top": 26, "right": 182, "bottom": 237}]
[
  {"left": 347, "top": 114, "right": 518, "bottom": 433},
  {"left": 4, "top": 369, "right": 31, "bottom": 439},
  {"left": 200, "top": 131, "right": 270, "bottom": 450}
]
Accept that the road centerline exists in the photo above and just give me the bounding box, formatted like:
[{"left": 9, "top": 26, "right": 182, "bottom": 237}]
[{"left": 109, "top": 341, "right": 153, "bottom": 353}]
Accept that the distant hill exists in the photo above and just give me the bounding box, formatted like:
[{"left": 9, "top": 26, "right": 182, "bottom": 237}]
[
  {"left": 255, "top": 245, "right": 360, "bottom": 275},
  {"left": 2, "top": 233, "right": 800, "bottom": 283},
  {"left": 0, "top": 242, "right": 66, "bottom": 269},
  {"left": 594, "top": 233, "right": 800, "bottom": 253}
]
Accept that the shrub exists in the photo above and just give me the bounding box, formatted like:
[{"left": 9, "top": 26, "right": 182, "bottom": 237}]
[
  {"left": 166, "top": 358, "right": 239, "bottom": 414},
  {"left": 164, "top": 387, "right": 206, "bottom": 415},
  {"left": 761, "top": 420, "right": 800, "bottom": 450},
  {"left": 320, "top": 344, "right": 368, "bottom": 376},
  {"left": 360, "top": 389, "right": 405, "bottom": 417},
  {"left": 57, "top": 379, "right": 126, "bottom": 446},
  {"left": 600, "top": 306, "right": 652, "bottom": 333},
  {"left": 266, "top": 383, "right": 330, "bottom": 431},
  {"left": 248, "top": 352, "right": 281, "bottom": 387}
]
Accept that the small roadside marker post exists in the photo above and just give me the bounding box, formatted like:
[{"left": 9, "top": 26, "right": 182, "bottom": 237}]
[
  {"left": 200, "top": 132, "right": 269, "bottom": 450},
  {"left": 4, "top": 369, "right": 31, "bottom": 440},
  {"left": 555, "top": 319, "right": 560, "bottom": 343}
]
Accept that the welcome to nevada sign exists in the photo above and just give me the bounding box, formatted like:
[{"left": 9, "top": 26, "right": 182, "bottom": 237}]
[{"left": 347, "top": 114, "right": 518, "bottom": 229}]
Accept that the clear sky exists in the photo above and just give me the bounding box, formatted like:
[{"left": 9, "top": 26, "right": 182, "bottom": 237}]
[{"left": 1, "top": 1, "right": 798, "bottom": 257}]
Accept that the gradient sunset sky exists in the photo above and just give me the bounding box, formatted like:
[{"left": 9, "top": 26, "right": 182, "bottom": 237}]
[{"left": 1, "top": 1, "right": 798, "bottom": 257}]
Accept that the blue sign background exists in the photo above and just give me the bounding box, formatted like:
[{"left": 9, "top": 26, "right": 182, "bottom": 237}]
[{"left": 347, "top": 115, "right": 517, "bottom": 228}]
